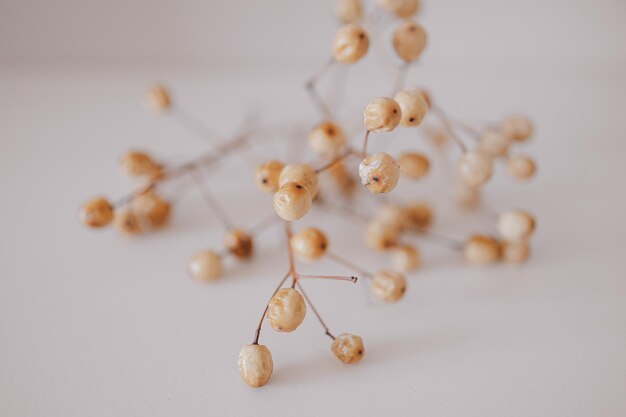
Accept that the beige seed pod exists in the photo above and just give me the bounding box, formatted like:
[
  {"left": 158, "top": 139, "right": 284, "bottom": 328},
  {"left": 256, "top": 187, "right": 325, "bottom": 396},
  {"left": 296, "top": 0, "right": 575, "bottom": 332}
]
[
  {"left": 331, "top": 333, "right": 365, "bottom": 364},
  {"left": 370, "top": 270, "right": 407, "bottom": 302},
  {"left": 267, "top": 288, "right": 307, "bottom": 333},
  {"left": 501, "top": 114, "right": 533, "bottom": 142},
  {"left": 255, "top": 160, "right": 284, "bottom": 192},
  {"left": 224, "top": 229, "right": 253, "bottom": 259},
  {"left": 238, "top": 344, "right": 273, "bottom": 388},
  {"left": 376, "top": 204, "right": 407, "bottom": 232},
  {"left": 335, "top": 0, "right": 362, "bottom": 23},
  {"left": 464, "top": 235, "right": 501, "bottom": 265},
  {"left": 188, "top": 251, "right": 222, "bottom": 281},
  {"left": 290, "top": 227, "right": 328, "bottom": 262},
  {"left": 332, "top": 24, "right": 370, "bottom": 64},
  {"left": 272, "top": 182, "right": 313, "bottom": 221},
  {"left": 393, "top": 90, "right": 428, "bottom": 127},
  {"left": 497, "top": 210, "right": 536, "bottom": 242},
  {"left": 502, "top": 241, "right": 531, "bottom": 263},
  {"left": 120, "top": 151, "right": 162, "bottom": 179},
  {"left": 279, "top": 163, "right": 319, "bottom": 197},
  {"left": 144, "top": 84, "right": 171, "bottom": 113},
  {"left": 363, "top": 97, "right": 402, "bottom": 132},
  {"left": 375, "top": 0, "right": 404, "bottom": 12},
  {"left": 506, "top": 154, "right": 536, "bottom": 181},
  {"left": 359, "top": 152, "right": 400, "bottom": 194},
  {"left": 113, "top": 209, "right": 142, "bottom": 235},
  {"left": 132, "top": 192, "right": 171, "bottom": 228},
  {"left": 394, "top": 0, "right": 420, "bottom": 17},
  {"left": 79, "top": 197, "right": 114, "bottom": 228},
  {"left": 365, "top": 220, "right": 399, "bottom": 251},
  {"left": 391, "top": 244, "right": 421, "bottom": 272},
  {"left": 479, "top": 129, "right": 511, "bottom": 157},
  {"left": 308, "top": 122, "right": 347, "bottom": 157},
  {"left": 403, "top": 202, "right": 432, "bottom": 229},
  {"left": 458, "top": 150, "right": 493, "bottom": 188},
  {"left": 392, "top": 21, "right": 427, "bottom": 62},
  {"left": 399, "top": 152, "right": 430, "bottom": 179},
  {"left": 453, "top": 182, "right": 480, "bottom": 209}
]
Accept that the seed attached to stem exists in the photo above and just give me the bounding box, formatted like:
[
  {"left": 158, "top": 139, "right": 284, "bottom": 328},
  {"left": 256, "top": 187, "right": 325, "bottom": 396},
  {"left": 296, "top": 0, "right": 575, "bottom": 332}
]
[
  {"left": 392, "top": 20, "right": 427, "bottom": 62},
  {"left": 399, "top": 152, "right": 430, "bottom": 179},
  {"left": 255, "top": 160, "right": 284, "bottom": 193},
  {"left": 501, "top": 115, "right": 533, "bottom": 142},
  {"left": 290, "top": 227, "right": 328, "bottom": 262},
  {"left": 188, "top": 250, "right": 222, "bottom": 281},
  {"left": 267, "top": 288, "right": 307, "bottom": 333},
  {"left": 394, "top": 90, "right": 428, "bottom": 127},
  {"left": 464, "top": 235, "right": 501, "bottom": 265},
  {"left": 497, "top": 210, "right": 536, "bottom": 242},
  {"left": 144, "top": 84, "right": 171, "bottom": 113},
  {"left": 458, "top": 150, "right": 493, "bottom": 188},
  {"left": 359, "top": 152, "right": 400, "bottom": 194},
  {"left": 272, "top": 182, "right": 313, "bottom": 221},
  {"left": 238, "top": 344, "right": 273, "bottom": 388},
  {"left": 506, "top": 154, "right": 536, "bottom": 180},
  {"left": 363, "top": 98, "right": 402, "bottom": 132},
  {"left": 279, "top": 163, "right": 319, "bottom": 197},
  {"left": 391, "top": 244, "right": 421, "bottom": 272},
  {"left": 308, "top": 122, "right": 347, "bottom": 158},
  {"left": 370, "top": 270, "right": 407, "bottom": 302},
  {"left": 331, "top": 333, "right": 365, "bottom": 364},
  {"left": 332, "top": 24, "right": 370, "bottom": 64},
  {"left": 224, "top": 229, "right": 254, "bottom": 259},
  {"left": 113, "top": 209, "right": 142, "bottom": 235},
  {"left": 79, "top": 197, "right": 114, "bottom": 228},
  {"left": 334, "top": 0, "right": 362, "bottom": 24}
]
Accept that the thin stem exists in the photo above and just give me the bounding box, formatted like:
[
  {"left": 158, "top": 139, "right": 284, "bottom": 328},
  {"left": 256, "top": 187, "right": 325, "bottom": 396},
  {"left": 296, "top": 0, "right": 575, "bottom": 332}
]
[
  {"left": 191, "top": 169, "right": 234, "bottom": 230},
  {"left": 171, "top": 105, "right": 222, "bottom": 145},
  {"left": 252, "top": 270, "right": 291, "bottom": 345},
  {"left": 315, "top": 148, "right": 356, "bottom": 174},
  {"left": 326, "top": 251, "right": 373, "bottom": 279},
  {"left": 404, "top": 226, "right": 465, "bottom": 251},
  {"left": 250, "top": 212, "right": 279, "bottom": 235},
  {"left": 431, "top": 105, "right": 468, "bottom": 153},
  {"left": 305, "top": 57, "right": 336, "bottom": 120},
  {"left": 392, "top": 62, "right": 410, "bottom": 95},
  {"left": 283, "top": 221, "right": 296, "bottom": 285},
  {"left": 296, "top": 281, "right": 335, "bottom": 340},
  {"left": 296, "top": 274, "right": 358, "bottom": 283},
  {"left": 361, "top": 130, "right": 371, "bottom": 157}
]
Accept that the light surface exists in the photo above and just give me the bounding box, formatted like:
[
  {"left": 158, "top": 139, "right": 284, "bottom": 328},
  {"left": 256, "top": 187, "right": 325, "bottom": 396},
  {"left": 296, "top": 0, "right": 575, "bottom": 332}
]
[{"left": 1, "top": 1, "right": 626, "bottom": 416}]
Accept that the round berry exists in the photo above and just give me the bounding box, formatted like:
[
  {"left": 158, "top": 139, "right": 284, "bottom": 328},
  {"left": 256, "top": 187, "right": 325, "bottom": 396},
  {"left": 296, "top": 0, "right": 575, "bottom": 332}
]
[
  {"left": 458, "top": 150, "right": 493, "bottom": 188},
  {"left": 308, "top": 122, "right": 347, "bottom": 157},
  {"left": 399, "top": 152, "right": 430, "bottom": 179},
  {"left": 370, "top": 270, "right": 407, "bottom": 302},
  {"left": 359, "top": 152, "right": 400, "bottom": 194},
  {"left": 113, "top": 209, "right": 142, "bottom": 235},
  {"left": 479, "top": 129, "right": 511, "bottom": 157},
  {"left": 501, "top": 115, "right": 533, "bottom": 142},
  {"left": 334, "top": 0, "right": 362, "bottom": 24},
  {"left": 144, "top": 84, "right": 171, "bottom": 113},
  {"left": 238, "top": 344, "right": 273, "bottom": 388},
  {"left": 394, "top": 90, "right": 428, "bottom": 127},
  {"left": 464, "top": 235, "right": 501, "bottom": 265},
  {"left": 365, "top": 220, "right": 400, "bottom": 251},
  {"left": 332, "top": 24, "right": 370, "bottom": 64},
  {"left": 391, "top": 244, "right": 421, "bottom": 272},
  {"left": 502, "top": 241, "right": 531, "bottom": 263},
  {"left": 290, "top": 227, "right": 328, "bottom": 262},
  {"left": 79, "top": 197, "right": 114, "bottom": 228},
  {"left": 272, "top": 182, "right": 313, "bottom": 221},
  {"left": 497, "top": 210, "right": 536, "bottom": 242},
  {"left": 403, "top": 202, "right": 432, "bottom": 229},
  {"left": 224, "top": 229, "right": 253, "bottom": 259},
  {"left": 279, "top": 163, "right": 319, "bottom": 197},
  {"left": 255, "top": 160, "right": 284, "bottom": 193},
  {"left": 132, "top": 192, "right": 171, "bottom": 228},
  {"left": 331, "top": 333, "right": 365, "bottom": 364},
  {"left": 506, "top": 154, "right": 536, "bottom": 181},
  {"left": 188, "top": 251, "right": 222, "bottom": 281},
  {"left": 267, "top": 288, "right": 306, "bottom": 333},
  {"left": 363, "top": 98, "right": 402, "bottom": 132},
  {"left": 392, "top": 20, "right": 427, "bottom": 62}
]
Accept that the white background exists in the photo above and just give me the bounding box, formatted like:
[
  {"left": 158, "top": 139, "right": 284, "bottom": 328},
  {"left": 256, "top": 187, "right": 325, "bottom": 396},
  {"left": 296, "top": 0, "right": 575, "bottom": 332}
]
[{"left": 1, "top": 1, "right": 626, "bottom": 416}]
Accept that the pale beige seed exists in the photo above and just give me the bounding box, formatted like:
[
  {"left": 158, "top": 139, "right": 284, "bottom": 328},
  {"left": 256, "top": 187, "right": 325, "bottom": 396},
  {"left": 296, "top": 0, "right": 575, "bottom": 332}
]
[
  {"left": 328, "top": 160, "right": 357, "bottom": 197},
  {"left": 453, "top": 182, "right": 480, "bottom": 209},
  {"left": 255, "top": 160, "right": 284, "bottom": 192},
  {"left": 394, "top": 90, "right": 428, "bottom": 127},
  {"left": 224, "top": 229, "right": 253, "bottom": 259},
  {"left": 392, "top": 21, "right": 427, "bottom": 62},
  {"left": 501, "top": 114, "right": 533, "bottom": 142},
  {"left": 290, "top": 227, "right": 328, "bottom": 262},
  {"left": 113, "top": 209, "right": 142, "bottom": 235},
  {"left": 188, "top": 251, "right": 222, "bottom": 281},
  {"left": 391, "top": 244, "right": 421, "bottom": 272},
  {"left": 503, "top": 241, "right": 530, "bottom": 263},
  {"left": 506, "top": 154, "right": 536, "bottom": 180},
  {"left": 335, "top": 0, "right": 362, "bottom": 23},
  {"left": 331, "top": 333, "right": 365, "bottom": 364},
  {"left": 403, "top": 202, "right": 432, "bottom": 229},
  {"left": 308, "top": 122, "right": 347, "bottom": 157},
  {"left": 120, "top": 151, "right": 162, "bottom": 179},
  {"left": 399, "top": 152, "right": 430, "bottom": 179},
  {"left": 272, "top": 182, "right": 313, "bottom": 221},
  {"left": 376, "top": 0, "right": 404, "bottom": 13},
  {"left": 376, "top": 204, "right": 407, "bottom": 232},
  {"left": 394, "top": 0, "right": 420, "bottom": 17},
  {"left": 132, "top": 193, "right": 171, "bottom": 228},
  {"left": 363, "top": 97, "right": 402, "bottom": 132},
  {"left": 370, "top": 270, "right": 407, "bottom": 302},
  {"left": 238, "top": 344, "right": 273, "bottom": 388},
  {"left": 497, "top": 210, "right": 536, "bottom": 242},
  {"left": 279, "top": 163, "right": 319, "bottom": 197},
  {"left": 359, "top": 152, "right": 400, "bottom": 194},
  {"left": 365, "top": 220, "right": 400, "bottom": 251},
  {"left": 464, "top": 235, "right": 501, "bottom": 265},
  {"left": 332, "top": 24, "right": 370, "bottom": 64},
  {"left": 267, "top": 288, "right": 306, "bottom": 333},
  {"left": 458, "top": 150, "right": 493, "bottom": 188},
  {"left": 144, "top": 84, "right": 171, "bottom": 113},
  {"left": 479, "top": 129, "right": 511, "bottom": 157},
  {"left": 79, "top": 197, "right": 114, "bottom": 228}
]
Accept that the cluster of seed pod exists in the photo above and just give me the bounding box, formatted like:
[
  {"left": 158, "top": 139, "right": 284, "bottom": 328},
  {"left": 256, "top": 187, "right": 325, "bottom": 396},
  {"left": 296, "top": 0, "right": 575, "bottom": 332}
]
[{"left": 79, "top": 0, "right": 539, "bottom": 389}]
